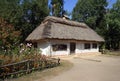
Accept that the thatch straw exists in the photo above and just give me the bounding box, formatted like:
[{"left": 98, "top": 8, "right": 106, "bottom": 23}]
[{"left": 26, "top": 16, "right": 104, "bottom": 42}]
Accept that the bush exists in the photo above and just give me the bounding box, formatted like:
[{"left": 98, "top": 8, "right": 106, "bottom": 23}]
[{"left": 0, "top": 43, "right": 41, "bottom": 65}]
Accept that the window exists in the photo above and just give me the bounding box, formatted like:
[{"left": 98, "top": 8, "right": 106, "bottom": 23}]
[
  {"left": 33, "top": 42, "right": 38, "bottom": 48},
  {"left": 92, "top": 43, "right": 97, "bottom": 49},
  {"left": 52, "top": 44, "right": 67, "bottom": 51},
  {"left": 84, "top": 43, "right": 90, "bottom": 49}
]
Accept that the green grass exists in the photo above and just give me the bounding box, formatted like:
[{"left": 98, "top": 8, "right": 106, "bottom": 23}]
[
  {"left": 7, "top": 60, "right": 73, "bottom": 81},
  {"left": 104, "top": 51, "right": 120, "bottom": 56}
]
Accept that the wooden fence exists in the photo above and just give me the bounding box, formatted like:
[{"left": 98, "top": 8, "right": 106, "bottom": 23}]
[{"left": 0, "top": 58, "right": 60, "bottom": 79}]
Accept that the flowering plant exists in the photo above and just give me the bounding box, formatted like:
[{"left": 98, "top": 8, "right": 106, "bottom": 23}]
[{"left": 0, "top": 43, "right": 41, "bottom": 65}]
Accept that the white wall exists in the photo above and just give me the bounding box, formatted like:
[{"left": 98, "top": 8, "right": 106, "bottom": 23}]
[
  {"left": 76, "top": 42, "right": 99, "bottom": 54},
  {"left": 38, "top": 40, "right": 99, "bottom": 56},
  {"left": 51, "top": 40, "right": 70, "bottom": 56},
  {"left": 38, "top": 41, "right": 51, "bottom": 56},
  {"left": 38, "top": 40, "right": 70, "bottom": 56}
]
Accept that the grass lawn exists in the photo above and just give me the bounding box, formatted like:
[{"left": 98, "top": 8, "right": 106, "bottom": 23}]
[
  {"left": 103, "top": 51, "right": 120, "bottom": 56},
  {"left": 7, "top": 60, "right": 73, "bottom": 81},
  {"left": 107, "top": 51, "right": 120, "bottom": 56}
]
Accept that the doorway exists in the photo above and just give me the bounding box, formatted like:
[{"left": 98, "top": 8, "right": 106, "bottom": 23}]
[{"left": 70, "top": 42, "right": 76, "bottom": 54}]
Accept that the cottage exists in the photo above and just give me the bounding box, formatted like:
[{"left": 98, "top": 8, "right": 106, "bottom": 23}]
[{"left": 26, "top": 16, "right": 104, "bottom": 56}]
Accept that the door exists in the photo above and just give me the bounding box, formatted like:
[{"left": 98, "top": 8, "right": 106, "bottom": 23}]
[{"left": 70, "top": 42, "right": 76, "bottom": 54}]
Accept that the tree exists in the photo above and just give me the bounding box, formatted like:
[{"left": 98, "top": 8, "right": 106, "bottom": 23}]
[
  {"left": 0, "top": 17, "right": 20, "bottom": 51},
  {"left": 0, "top": 0, "right": 23, "bottom": 28},
  {"left": 17, "top": 0, "right": 49, "bottom": 41},
  {"left": 104, "top": 0, "right": 120, "bottom": 50},
  {"left": 50, "top": 0, "right": 65, "bottom": 17},
  {"left": 72, "top": 0, "right": 120, "bottom": 50},
  {"left": 72, "top": 0, "right": 107, "bottom": 30},
  {"left": 0, "top": 0, "right": 49, "bottom": 42}
]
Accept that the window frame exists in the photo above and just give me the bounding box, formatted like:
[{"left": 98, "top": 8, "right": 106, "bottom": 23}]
[
  {"left": 84, "top": 43, "right": 91, "bottom": 49},
  {"left": 92, "top": 43, "right": 97, "bottom": 49},
  {"left": 52, "top": 44, "right": 67, "bottom": 51}
]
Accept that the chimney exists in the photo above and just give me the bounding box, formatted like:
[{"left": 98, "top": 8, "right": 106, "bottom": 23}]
[{"left": 63, "top": 15, "right": 70, "bottom": 20}]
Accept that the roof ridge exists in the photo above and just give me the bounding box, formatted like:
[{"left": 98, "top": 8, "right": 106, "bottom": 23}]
[{"left": 43, "top": 16, "right": 87, "bottom": 28}]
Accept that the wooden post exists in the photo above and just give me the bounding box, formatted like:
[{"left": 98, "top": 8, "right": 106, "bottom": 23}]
[
  {"left": 27, "top": 60, "right": 30, "bottom": 73},
  {"left": 58, "top": 58, "right": 60, "bottom": 65}
]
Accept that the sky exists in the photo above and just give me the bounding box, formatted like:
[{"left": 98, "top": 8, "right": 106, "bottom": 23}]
[{"left": 64, "top": 0, "right": 117, "bottom": 13}]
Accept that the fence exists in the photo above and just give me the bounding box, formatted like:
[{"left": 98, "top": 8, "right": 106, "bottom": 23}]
[{"left": 0, "top": 58, "right": 60, "bottom": 79}]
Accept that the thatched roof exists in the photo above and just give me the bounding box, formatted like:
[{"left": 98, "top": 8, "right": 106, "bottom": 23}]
[{"left": 26, "top": 16, "right": 104, "bottom": 42}]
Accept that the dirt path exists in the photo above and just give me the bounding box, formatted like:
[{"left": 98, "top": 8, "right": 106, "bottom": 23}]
[{"left": 47, "top": 55, "right": 120, "bottom": 81}]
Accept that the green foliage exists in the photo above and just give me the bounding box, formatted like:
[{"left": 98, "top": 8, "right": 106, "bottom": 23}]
[
  {"left": 0, "top": 43, "right": 40, "bottom": 65},
  {"left": 72, "top": 0, "right": 120, "bottom": 50},
  {"left": 72, "top": 0, "right": 107, "bottom": 29},
  {"left": 50, "top": 0, "right": 65, "bottom": 17},
  {"left": 0, "top": 0, "right": 49, "bottom": 42},
  {"left": 104, "top": 0, "right": 120, "bottom": 50},
  {"left": 0, "top": 0, "right": 21, "bottom": 23},
  {"left": 19, "top": 0, "right": 49, "bottom": 41},
  {"left": 0, "top": 17, "right": 20, "bottom": 53}
]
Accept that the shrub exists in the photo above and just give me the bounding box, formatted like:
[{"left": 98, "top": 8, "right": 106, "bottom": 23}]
[{"left": 0, "top": 43, "right": 41, "bottom": 65}]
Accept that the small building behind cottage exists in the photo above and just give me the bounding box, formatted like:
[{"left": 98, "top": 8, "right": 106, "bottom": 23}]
[{"left": 26, "top": 16, "right": 104, "bottom": 56}]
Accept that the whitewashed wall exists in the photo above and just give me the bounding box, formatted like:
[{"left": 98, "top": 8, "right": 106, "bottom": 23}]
[
  {"left": 38, "top": 40, "right": 99, "bottom": 56},
  {"left": 38, "top": 41, "right": 51, "bottom": 56},
  {"left": 76, "top": 42, "right": 99, "bottom": 54},
  {"left": 38, "top": 40, "right": 70, "bottom": 56},
  {"left": 51, "top": 40, "right": 70, "bottom": 56}
]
